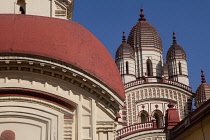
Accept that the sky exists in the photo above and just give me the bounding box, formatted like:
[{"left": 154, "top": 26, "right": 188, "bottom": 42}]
[{"left": 73, "top": 0, "right": 210, "bottom": 92}]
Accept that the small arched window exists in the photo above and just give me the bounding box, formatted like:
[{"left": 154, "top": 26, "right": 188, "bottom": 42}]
[
  {"left": 152, "top": 110, "right": 163, "bottom": 128},
  {"left": 146, "top": 59, "right": 153, "bottom": 76},
  {"left": 17, "top": 0, "right": 26, "bottom": 14},
  {"left": 178, "top": 62, "right": 182, "bottom": 75},
  {"left": 138, "top": 110, "right": 149, "bottom": 123},
  {"left": 126, "top": 61, "right": 129, "bottom": 74},
  {"left": 141, "top": 113, "right": 147, "bottom": 123}
]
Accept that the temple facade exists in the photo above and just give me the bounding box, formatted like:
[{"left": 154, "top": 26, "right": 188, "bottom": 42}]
[
  {"left": 0, "top": 1, "right": 209, "bottom": 140},
  {"left": 115, "top": 8, "right": 193, "bottom": 140}
]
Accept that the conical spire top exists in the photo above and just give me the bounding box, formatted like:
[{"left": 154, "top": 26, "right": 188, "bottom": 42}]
[
  {"left": 122, "top": 31, "right": 126, "bottom": 43},
  {"left": 139, "top": 8, "right": 146, "bottom": 21},
  {"left": 173, "top": 32, "right": 177, "bottom": 44},
  {"left": 201, "top": 69, "right": 206, "bottom": 83}
]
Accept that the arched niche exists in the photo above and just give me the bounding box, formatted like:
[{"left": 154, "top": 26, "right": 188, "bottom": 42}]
[
  {"left": 138, "top": 110, "right": 149, "bottom": 123},
  {"left": 151, "top": 110, "right": 163, "bottom": 128},
  {"left": 146, "top": 59, "right": 153, "bottom": 76},
  {"left": 17, "top": 0, "right": 26, "bottom": 14}
]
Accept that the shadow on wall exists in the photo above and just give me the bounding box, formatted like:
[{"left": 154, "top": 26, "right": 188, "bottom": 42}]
[{"left": 156, "top": 60, "right": 163, "bottom": 82}]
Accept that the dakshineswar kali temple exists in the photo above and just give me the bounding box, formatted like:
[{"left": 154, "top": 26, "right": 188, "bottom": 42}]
[{"left": 0, "top": 1, "right": 210, "bottom": 140}]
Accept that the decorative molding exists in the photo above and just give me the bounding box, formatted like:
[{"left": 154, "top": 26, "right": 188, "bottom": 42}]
[
  {"left": 0, "top": 96, "right": 74, "bottom": 117},
  {"left": 125, "top": 86, "right": 192, "bottom": 125},
  {"left": 0, "top": 56, "right": 123, "bottom": 114}
]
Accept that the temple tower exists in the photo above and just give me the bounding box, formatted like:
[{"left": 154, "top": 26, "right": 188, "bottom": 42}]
[
  {"left": 116, "top": 31, "right": 136, "bottom": 84},
  {"left": 166, "top": 32, "right": 189, "bottom": 86},
  {"left": 127, "top": 8, "right": 163, "bottom": 81}
]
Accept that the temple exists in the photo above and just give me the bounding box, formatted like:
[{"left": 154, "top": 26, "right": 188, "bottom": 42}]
[{"left": 0, "top": 1, "right": 209, "bottom": 140}]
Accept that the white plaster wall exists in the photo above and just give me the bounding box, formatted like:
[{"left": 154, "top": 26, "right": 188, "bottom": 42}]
[
  {"left": 0, "top": 0, "right": 16, "bottom": 14},
  {"left": 25, "top": 0, "right": 51, "bottom": 16},
  {"left": 0, "top": 69, "right": 118, "bottom": 140},
  {"left": 142, "top": 49, "right": 163, "bottom": 77},
  {"left": 0, "top": 0, "right": 72, "bottom": 20},
  {"left": 116, "top": 58, "right": 136, "bottom": 84},
  {"left": 167, "top": 59, "right": 189, "bottom": 86},
  {"left": 0, "top": 101, "right": 64, "bottom": 140},
  {"left": 116, "top": 58, "right": 135, "bottom": 75},
  {"left": 124, "top": 75, "right": 136, "bottom": 83},
  {"left": 0, "top": 123, "right": 41, "bottom": 140},
  {"left": 135, "top": 48, "right": 163, "bottom": 78},
  {"left": 0, "top": 0, "right": 50, "bottom": 16}
]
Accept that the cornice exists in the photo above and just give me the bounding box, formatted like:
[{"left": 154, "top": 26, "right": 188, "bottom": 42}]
[{"left": 0, "top": 55, "right": 123, "bottom": 114}]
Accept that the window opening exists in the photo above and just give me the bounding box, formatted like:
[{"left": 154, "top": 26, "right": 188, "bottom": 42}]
[
  {"left": 153, "top": 111, "right": 163, "bottom": 128},
  {"left": 17, "top": 0, "right": 26, "bottom": 14},
  {"left": 141, "top": 113, "right": 147, "bottom": 123},
  {"left": 138, "top": 110, "right": 149, "bottom": 123},
  {"left": 146, "top": 59, "right": 153, "bottom": 76},
  {"left": 178, "top": 62, "right": 182, "bottom": 75},
  {"left": 126, "top": 61, "right": 129, "bottom": 74}
]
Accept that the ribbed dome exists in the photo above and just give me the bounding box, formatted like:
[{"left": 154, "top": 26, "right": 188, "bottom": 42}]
[
  {"left": 115, "top": 42, "right": 134, "bottom": 60},
  {"left": 195, "top": 70, "right": 210, "bottom": 107},
  {"left": 127, "top": 10, "right": 162, "bottom": 50},
  {"left": 195, "top": 83, "right": 210, "bottom": 105},
  {"left": 166, "top": 34, "right": 186, "bottom": 61},
  {"left": 116, "top": 33, "right": 134, "bottom": 60}
]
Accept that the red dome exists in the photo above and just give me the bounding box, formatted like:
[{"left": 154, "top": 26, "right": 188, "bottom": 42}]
[{"left": 0, "top": 14, "right": 125, "bottom": 99}]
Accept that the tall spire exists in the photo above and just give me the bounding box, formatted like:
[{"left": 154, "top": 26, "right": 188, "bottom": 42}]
[
  {"left": 173, "top": 31, "right": 177, "bottom": 44},
  {"left": 201, "top": 69, "right": 206, "bottom": 83},
  {"left": 139, "top": 8, "right": 146, "bottom": 21},
  {"left": 122, "top": 31, "right": 126, "bottom": 43}
]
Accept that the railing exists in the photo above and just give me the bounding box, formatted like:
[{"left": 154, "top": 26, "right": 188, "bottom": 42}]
[
  {"left": 116, "top": 121, "right": 154, "bottom": 139},
  {"left": 124, "top": 79, "right": 145, "bottom": 89},
  {"left": 164, "top": 79, "right": 192, "bottom": 92},
  {"left": 124, "top": 78, "right": 192, "bottom": 92}
]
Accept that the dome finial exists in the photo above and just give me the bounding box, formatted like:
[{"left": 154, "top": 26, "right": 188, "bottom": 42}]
[
  {"left": 139, "top": 8, "right": 146, "bottom": 21},
  {"left": 201, "top": 69, "right": 206, "bottom": 83},
  {"left": 173, "top": 31, "right": 177, "bottom": 44},
  {"left": 168, "top": 100, "right": 175, "bottom": 108},
  {"left": 122, "top": 31, "right": 126, "bottom": 43}
]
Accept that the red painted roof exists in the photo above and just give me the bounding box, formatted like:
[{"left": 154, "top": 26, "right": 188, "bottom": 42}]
[{"left": 0, "top": 14, "right": 125, "bottom": 100}]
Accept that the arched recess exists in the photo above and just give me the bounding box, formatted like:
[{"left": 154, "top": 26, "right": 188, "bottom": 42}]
[
  {"left": 138, "top": 110, "right": 149, "bottom": 123},
  {"left": 146, "top": 59, "right": 153, "bottom": 76},
  {"left": 0, "top": 89, "right": 76, "bottom": 140},
  {"left": 0, "top": 89, "right": 77, "bottom": 112},
  {"left": 178, "top": 62, "right": 182, "bottom": 75},
  {"left": 17, "top": 0, "right": 26, "bottom": 14},
  {"left": 126, "top": 61, "right": 129, "bottom": 74},
  {"left": 151, "top": 110, "right": 163, "bottom": 128}
]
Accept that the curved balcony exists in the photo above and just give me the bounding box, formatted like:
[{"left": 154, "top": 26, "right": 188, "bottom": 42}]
[
  {"left": 116, "top": 121, "right": 157, "bottom": 140},
  {"left": 124, "top": 78, "right": 192, "bottom": 92}
]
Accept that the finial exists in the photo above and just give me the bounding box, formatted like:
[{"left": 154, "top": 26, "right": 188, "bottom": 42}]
[
  {"left": 201, "top": 69, "right": 206, "bottom": 83},
  {"left": 168, "top": 100, "right": 174, "bottom": 108},
  {"left": 139, "top": 8, "right": 146, "bottom": 21},
  {"left": 173, "top": 31, "right": 177, "bottom": 44},
  {"left": 122, "top": 31, "right": 126, "bottom": 43}
]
